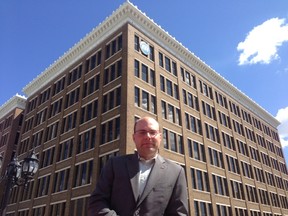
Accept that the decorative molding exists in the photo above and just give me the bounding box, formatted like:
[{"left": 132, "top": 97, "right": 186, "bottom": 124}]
[{"left": 21, "top": 1, "right": 279, "bottom": 127}]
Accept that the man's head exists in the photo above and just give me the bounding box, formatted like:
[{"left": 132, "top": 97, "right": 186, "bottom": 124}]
[{"left": 133, "top": 117, "right": 162, "bottom": 160}]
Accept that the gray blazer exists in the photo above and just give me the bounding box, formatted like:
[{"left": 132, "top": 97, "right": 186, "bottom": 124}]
[{"left": 88, "top": 153, "right": 189, "bottom": 216}]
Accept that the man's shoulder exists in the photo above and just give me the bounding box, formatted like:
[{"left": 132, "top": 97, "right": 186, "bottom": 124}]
[{"left": 158, "top": 155, "right": 183, "bottom": 169}]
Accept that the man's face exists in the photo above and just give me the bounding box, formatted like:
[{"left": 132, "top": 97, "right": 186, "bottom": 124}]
[{"left": 133, "top": 118, "right": 162, "bottom": 160}]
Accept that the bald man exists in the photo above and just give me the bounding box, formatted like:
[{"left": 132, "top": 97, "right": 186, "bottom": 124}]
[{"left": 88, "top": 117, "right": 189, "bottom": 216}]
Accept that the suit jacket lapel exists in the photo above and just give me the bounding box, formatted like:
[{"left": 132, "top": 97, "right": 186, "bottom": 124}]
[
  {"left": 138, "top": 155, "right": 166, "bottom": 203},
  {"left": 127, "top": 154, "right": 140, "bottom": 202}
]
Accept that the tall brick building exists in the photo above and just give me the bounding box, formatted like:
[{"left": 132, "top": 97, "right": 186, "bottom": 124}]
[{"left": 0, "top": 2, "right": 287, "bottom": 215}]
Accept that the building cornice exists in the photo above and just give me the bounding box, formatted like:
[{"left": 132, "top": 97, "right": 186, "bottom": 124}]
[
  {"left": 0, "top": 94, "right": 26, "bottom": 119},
  {"left": 22, "top": 1, "right": 279, "bottom": 127}
]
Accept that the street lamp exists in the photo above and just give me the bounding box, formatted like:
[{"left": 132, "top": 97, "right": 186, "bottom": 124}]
[{"left": 0, "top": 151, "right": 39, "bottom": 216}]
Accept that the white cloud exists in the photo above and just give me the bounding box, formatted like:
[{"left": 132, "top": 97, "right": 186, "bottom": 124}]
[
  {"left": 237, "top": 18, "right": 288, "bottom": 65},
  {"left": 275, "top": 106, "right": 288, "bottom": 148}
]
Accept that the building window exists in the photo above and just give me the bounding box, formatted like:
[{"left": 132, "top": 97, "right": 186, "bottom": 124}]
[
  {"left": 236, "top": 140, "right": 248, "bottom": 156},
  {"left": 172, "top": 61, "right": 177, "bottom": 76},
  {"left": 218, "top": 111, "right": 231, "bottom": 128},
  {"left": 190, "top": 168, "right": 210, "bottom": 192},
  {"left": 26, "top": 97, "right": 38, "bottom": 113},
  {"left": 265, "top": 171, "right": 275, "bottom": 186},
  {"left": 61, "top": 111, "right": 77, "bottom": 133},
  {"left": 188, "top": 139, "right": 206, "bottom": 162},
  {"left": 101, "top": 117, "right": 120, "bottom": 144},
  {"left": 135, "top": 87, "right": 140, "bottom": 106},
  {"left": 134, "top": 59, "right": 140, "bottom": 77},
  {"left": 39, "top": 88, "right": 51, "bottom": 105},
  {"left": 83, "top": 74, "right": 100, "bottom": 98},
  {"left": 164, "top": 56, "right": 171, "bottom": 72},
  {"left": 33, "top": 206, "right": 46, "bottom": 216},
  {"left": 254, "top": 166, "right": 265, "bottom": 183},
  {"left": 230, "top": 180, "right": 245, "bottom": 200},
  {"left": 40, "top": 147, "right": 55, "bottom": 168},
  {"left": 216, "top": 204, "right": 232, "bottom": 216},
  {"left": 160, "top": 75, "right": 165, "bottom": 91},
  {"left": 134, "top": 87, "right": 156, "bottom": 114},
  {"left": 229, "top": 101, "right": 241, "bottom": 117},
  {"left": 102, "top": 86, "right": 121, "bottom": 113},
  {"left": 241, "top": 161, "right": 254, "bottom": 179},
  {"left": 142, "top": 64, "right": 148, "bottom": 82},
  {"left": 69, "top": 197, "right": 89, "bottom": 216},
  {"left": 208, "top": 147, "right": 223, "bottom": 168},
  {"left": 205, "top": 123, "right": 220, "bottom": 143},
  {"left": 73, "top": 160, "right": 93, "bottom": 187},
  {"left": 215, "top": 91, "right": 228, "bottom": 109},
  {"left": 31, "top": 130, "right": 43, "bottom": 148},
  {"left": 245, "top": 127, "right": 256, "bottom": 142},
  {"left": 258, "top": 189, "right": 270, "bottom": 205},
  {"left": 161, "top": 100, "right": 181, "bottom": 126},
  {"left": 245, "top": 185, "right": 258, "bottom": 203},
  {"left": 16, "top": 209, "right": 29, "bottom": 216},
  {"left": 185, "top": 113, "right": 202, "bottom": 135},
  {"left": 58, "top": 138, "right": 73, "bottom": 162},
  {"left": 134, "top": 35, "right": 140, "bottom": 51},
  {"left": 49, "top": 98, "right": 63, "bottom": 118},
  {"left": 134, "top": 60, "right": 155, "bottom": 86},
  {"left": 182, "top": 89, "right": 199, "bottom": 111},
  {"left": 234, "top": 207, "right": 247, "bottom": 216},
  {"left": 65, "top": 87, "right": 80, "bottom": 108},
  {"left": 202, "top": 101, "right": 216, "bottom": 120},
  {"left": 250, "top": 210, "right": 261, "bottom": 216},
  {"left": 212, "top": 174, "right": 229, "bottom": 196},
  {"left": 199, "top": 80, "right": 213, "bottom": 100},
  {"left": 45, "top": 122, "right": 59, "bottom": 142},
  {"left": 104, "top": 59, "right": 122, "bottom": 85},
  {"left": 53, "top": 168, "right": 70, "bottom": 193},
  {"left": 226, "top": 155, "right": 240, "bottom": 174},
  {"left": 194, "top": 200, "right": 212, "bottom": 216},
  {"left": 77, "top": 128, "right": 96, "bottom": 154},
  {"left": 222, "top": 132, "right": 236, "bottom": 150},
  {"left": 36, "top": 175, "right": 51, "bottom": 197},
  {"left": 23, "top": 117, "right": 34, "bottom": 133},
  {"left": 52, "top": 76, "right": 66, "bottom": 96},
  {"left": 181, "top": 67, "right": 196, "bottom": 89},
  {"left": 105, "top": 34, "right": 122, "bottom": 60},
  {"left": 49, "top": 202, "right": 66, "bottom": 216},
  {"left": 159, "top": 52, "right": 163, "bottom": 67},
  {"left": 162, "top": 128, "right": 184, "bottom": 154},
  {"left": 159, "top": 75, "right": 179, "bottom": 100},
  {"left": 250, "top": 146, "right": 260, "bottom": 162},
  {"left": 85, "top": 50, "right": 102, "bottom": 73},
  {"left": 67, "top": 64, "right": 82, "bottom": 86},
  {"left": 81, "top": 99, "right": 98, "bottom": 124}
]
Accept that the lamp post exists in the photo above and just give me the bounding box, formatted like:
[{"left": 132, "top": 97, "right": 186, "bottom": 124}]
[{"left": 0, "top": 151, "right": 39, "bottom": 216}]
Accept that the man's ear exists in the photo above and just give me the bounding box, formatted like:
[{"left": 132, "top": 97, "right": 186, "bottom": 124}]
[{"left": 132, "top": 134, "right": 135, "bottom": 142}]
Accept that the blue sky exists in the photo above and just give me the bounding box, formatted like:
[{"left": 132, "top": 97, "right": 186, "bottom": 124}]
[{"left": 1, "top": 1, "right": 288, "bottom": 163}]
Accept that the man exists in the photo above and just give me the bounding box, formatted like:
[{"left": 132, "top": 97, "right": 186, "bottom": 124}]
[{"left": 88, "top": 116, "right": 189, "bottom": 215}]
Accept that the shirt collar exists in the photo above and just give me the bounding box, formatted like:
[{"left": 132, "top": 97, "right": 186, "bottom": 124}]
[{"left": 138, "top": 154, "right": 158, "bottom": 163}]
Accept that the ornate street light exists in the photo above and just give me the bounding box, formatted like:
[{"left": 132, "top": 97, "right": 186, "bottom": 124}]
[
  {"left": 0, "top": 151, "right": 39, "bottom": 216},
  {"left": 19, "top": 151, "right": 39, "bottom": 186}
]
